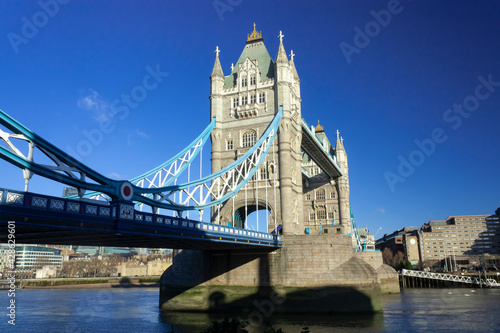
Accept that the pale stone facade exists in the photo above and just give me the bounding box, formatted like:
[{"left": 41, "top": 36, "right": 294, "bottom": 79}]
[
  {"left": 116, "top": 259, "right": 171, "bottom": 277},
  {"left": 210, "top": 25, "right": 351, "bottom": 236}
]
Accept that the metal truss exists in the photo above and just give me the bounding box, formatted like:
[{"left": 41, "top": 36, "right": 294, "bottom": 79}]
[
  {"left": 134, "top": 106, "right": 283, "bottom": 212},
  {"left": 0, "top": 109, "right": 121, "bottom": 198},
  {"left": 0, "top": 107, "right": 282, "bottom": 214},
  {"left": 401, "top": 269, "right": 500, "bottom": 287},
  {"left": 72, "top": 118, "right": 215, "bottom": 202}
]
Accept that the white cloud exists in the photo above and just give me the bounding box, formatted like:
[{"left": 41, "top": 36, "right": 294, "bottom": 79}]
[
  {"left": 375, "top": 207, "right": 386, "bottom": 214},
  {"left": 107, "top": 172, "right": 122, "bottom": 179},
  {"left": 136, "top": 130, "right": 149, "bottom": 139},
  {"left": 77, "top": 89, "right": 115, "bottom": 122}
]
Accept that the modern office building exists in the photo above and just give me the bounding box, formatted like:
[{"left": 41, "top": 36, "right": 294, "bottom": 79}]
[
  {"left": 377, "top": 211, "right": 500, "bottom": 270},
  {"left": 14, "top": 245, "right": 63, "bottom": 270}
]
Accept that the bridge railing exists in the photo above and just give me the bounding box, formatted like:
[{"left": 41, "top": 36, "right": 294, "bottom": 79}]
[
  {"left": 401, "top": 269, "right": 500, "bottom": 287},
  {"left": 0, "top": 188, "right": 281, "bottom": 245}
]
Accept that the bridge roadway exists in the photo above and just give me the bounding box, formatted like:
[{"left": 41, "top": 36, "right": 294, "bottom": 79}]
[{"left": 0, "top": 188, "right": 281, "bottom": 251}]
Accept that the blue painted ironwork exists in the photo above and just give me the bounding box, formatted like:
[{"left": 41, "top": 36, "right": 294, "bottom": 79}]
[
  {"left": 0, "top": 107, "right": 282, "bottom": 212},
  {"left": 301, "top": 117, "right": 342, "bottom": 174},
  {"left": 0, "top": 187, "right": 281, "bottom": 249}
]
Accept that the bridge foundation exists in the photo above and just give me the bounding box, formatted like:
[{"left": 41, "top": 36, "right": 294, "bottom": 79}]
[{"left": 159, "top": 234, "right": 399, "bottom": 314}]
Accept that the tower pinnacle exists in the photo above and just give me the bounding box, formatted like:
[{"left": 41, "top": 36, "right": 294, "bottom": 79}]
[
  {"left": 210, "top": 46, "right": 224, "bottom": 78},
  {"left": 276, "top": 30, "right": 288, "bottom": 63}
]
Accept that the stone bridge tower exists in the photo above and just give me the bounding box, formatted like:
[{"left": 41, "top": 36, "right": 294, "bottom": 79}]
[{"left": 210, "top": 25, "right": 303, "bottom": 235}]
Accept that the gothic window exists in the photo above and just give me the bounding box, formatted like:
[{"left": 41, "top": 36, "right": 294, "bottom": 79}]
[
  {"left": 250, "top": 75, "right": 256, "bottom": 85},
  {"left": 260, "top": 167, "right": 268, "bottom": 180},
  {"left": 259, "top": 92, "right": 266, "bottom": 103},
  {"left": 317, "top": 207, "right": 327, "bottom": 220},
  {"left": 242, "top": 130, "right": 256, "bottom": 148},
  {"left": 232, "top": 98, "right": 237, "bottom": 108},
  {"left": 250, "top": 94, "right": 256, "bottom": 104},
  {"left": 309, "top": 211, "right": 315, "bottom": 220},
  {"left": 330, "top": 192, "right": 336, "bottom": 199},
  {"left": 242, "top": 96, "right": 248, "bottom": 105},
  {"left": 226, "top": 139, "right": 233, "bottom": 150},
  {"left": 242, "top": 77, "right": 247, "bottom": 87},
  {"left": 306, "top": 193, "right": 311, "bottom": 200},
  {"left": 316, "top": 189, "right": 325, "bottom": 200}
]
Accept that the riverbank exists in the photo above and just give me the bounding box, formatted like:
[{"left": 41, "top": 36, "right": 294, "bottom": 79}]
[{"left": 0, "top": 276, "right": 161, "bottom": 290}]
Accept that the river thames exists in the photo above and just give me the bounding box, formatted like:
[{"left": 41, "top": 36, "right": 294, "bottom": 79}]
[{"left": 1, "top": 287, "right": 500, "bottom": 332}]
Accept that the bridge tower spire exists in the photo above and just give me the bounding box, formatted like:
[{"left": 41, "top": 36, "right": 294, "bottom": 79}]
[
  {"left": 335, "top": 130, "right": 351, "bottom": 235},
  {"left": 274, "top": 30, "right": 303, "bottom": 235},
  {"left": 210, "top": 46, "right": 225, "bottom": 180}
]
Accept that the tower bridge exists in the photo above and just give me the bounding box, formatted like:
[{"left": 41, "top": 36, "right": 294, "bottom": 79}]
[{"left": 0, "top": 24, "right": 398, "bottom": 314}]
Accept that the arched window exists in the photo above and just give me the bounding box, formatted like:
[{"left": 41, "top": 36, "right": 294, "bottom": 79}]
[
  {"left": 250, "top": 75, "right": 256, "bottom": 85},
  {"left": 242, "top": 130, "right": 256, "bottom": 148},
  {"left": 250, "top": 94, "right": 256, "bottom": 104},
  {"left": 242, "top": 77, "right": 248, "bottom": 87},
  {"left": 316, "top": 189, "right": 325, "bottom": 200}
]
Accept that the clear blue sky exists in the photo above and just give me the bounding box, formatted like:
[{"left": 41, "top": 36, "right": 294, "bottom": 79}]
[{"left": 1, "top": 0, "right": 499, "bottom": 236}]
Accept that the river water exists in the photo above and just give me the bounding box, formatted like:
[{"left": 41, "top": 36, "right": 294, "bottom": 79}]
[{"left": 1, "top": 287, "right": 499, "bottom": 332}]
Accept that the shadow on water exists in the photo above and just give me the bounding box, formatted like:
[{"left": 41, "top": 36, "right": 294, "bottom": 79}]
[{"left": 161, "top": 252, "right": 384, "bottom": 332}]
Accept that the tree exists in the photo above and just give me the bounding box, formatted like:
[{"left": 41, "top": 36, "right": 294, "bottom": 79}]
[{"left": 495, "top": 207, "right": 500, "bottom": 217}]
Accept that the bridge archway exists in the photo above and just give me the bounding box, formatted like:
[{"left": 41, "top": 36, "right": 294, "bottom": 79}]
[
  {"left": 231, "top": 202, "right": 272, "bottom": 232},
  {"left": 217, "top": 198, "right": 277, "bottom": 233}
]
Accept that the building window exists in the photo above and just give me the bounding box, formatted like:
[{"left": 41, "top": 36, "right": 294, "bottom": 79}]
[
  {"left": 232, "top": 98, "right": 237, "bottom": 108},
  {"left": 260, "top": 167, "right": 268, "bottom": 180},
  {"left": 242, "top": 96, "right": 248, "bottom": 105},
  {"left": 226, "top": 139, "right": 233, "bottom": 150},
  {"left": 330, "top": 192, "right": 336, "bottom": 199},
  {"left": 328, "top": 210, "right": 335, "bottom": 219},
  {"left": 317, "top": 208, "right": 327, "bottom": 220},
  {"left": 259, "top": 92, "right": 266, "bottom": 103},
  {"left": 316, "top": 189, "right": 325, "bottom": 200},
  {"left": 242, "top": 130, "right": 256, "bottom": 148},
  {"left": 309, "top": 211, "right": 315, "bottom": 220},
  {"left": 250, "top": 94, "right": 256, "bottom": 104},
  {"left": 250, "top": 75, "right": 256, "bottom": 85},
  {"left": 242, "top": 77, "right": 247, "bottom": 87},
  {"left": 306, "top": 193, "right": 311, "bottom": 200}
]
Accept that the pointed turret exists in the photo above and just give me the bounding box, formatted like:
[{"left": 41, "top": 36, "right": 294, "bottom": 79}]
[
  {"left": 276, "top": 30, "right": 288, "bottom": 64},
  {"left": 211, "top": 46, "right": 224, "bottom": 78},
  {"left": 289, "top": 50, "right": 299, "bottom": 79},
  {"left": 335, "top": 129, "right": 346, "bottom": 152}
]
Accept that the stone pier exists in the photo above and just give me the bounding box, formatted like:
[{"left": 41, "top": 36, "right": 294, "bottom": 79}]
[{"left": 160, "top": 234, "right": 399, "bottom": 314}]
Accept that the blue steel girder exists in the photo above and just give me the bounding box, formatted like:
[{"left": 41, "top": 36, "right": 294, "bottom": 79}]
[
  {"left": 0, "top": 109, "right": 122, "bottom": 198},
  {"left": 69, "top": 117, "right": 216, "bottom": 202},
  {"left": 0, "top": 106, "right": 282, "bottom": 212},
  {"left": 133, "top": 106, "right": 283, "bottom": 211}
]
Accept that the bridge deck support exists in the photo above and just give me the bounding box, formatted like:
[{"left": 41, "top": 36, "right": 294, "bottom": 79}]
[{"left": 160, "top": 234, "right": 399, "bottom": 314}]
